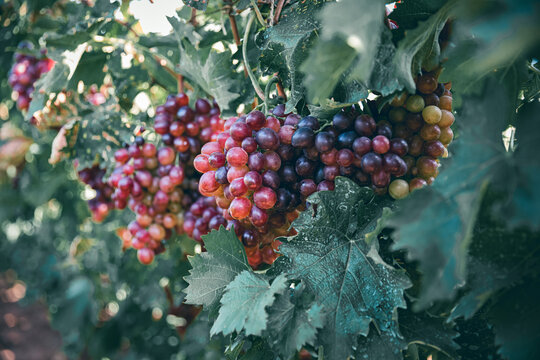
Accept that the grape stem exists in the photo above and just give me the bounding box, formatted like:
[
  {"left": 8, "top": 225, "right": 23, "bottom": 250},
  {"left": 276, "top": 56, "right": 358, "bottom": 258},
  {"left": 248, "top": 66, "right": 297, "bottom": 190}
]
[
  {"left": 226, "top": 0, "right": 248, "bottom": 77},
  {"left": 273, "top": 0, "right": 286, "bottom": 24},
  {"left": 250, "top": 0, "right": 266, "bottom": 27},
  {"left": 243, "top": 14, "right": 266, "bottom": 103}
]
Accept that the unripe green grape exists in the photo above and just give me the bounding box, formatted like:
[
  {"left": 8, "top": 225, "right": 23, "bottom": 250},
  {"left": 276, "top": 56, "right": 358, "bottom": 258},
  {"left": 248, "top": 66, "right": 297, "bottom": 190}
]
[
  {"left": 389, "top": 107, "right": 407, "bottom": 123},
  {"left": 389, "top": 179, "right": 410, "bottom": 199},
  {"left": 405, "top": 95, "right": 425, "bottom": 113},
  {"left": 422, "top": 105, "right": 442, "bottom": 124}
]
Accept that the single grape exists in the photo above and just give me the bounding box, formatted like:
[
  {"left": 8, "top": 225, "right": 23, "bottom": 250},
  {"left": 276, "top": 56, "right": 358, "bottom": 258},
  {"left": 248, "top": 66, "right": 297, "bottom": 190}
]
[
  {"left": 405, "top": 95, "right": 425, "bottom": 113},
  {"left": 323, "top": 165, "right": 339, "bottom": 181},
  {"left": 299, "top": 179, "right": 317, "bottom": 197},
  {"left": 208, "top": 152, "right": 226, "bottom": 168},
  {"left": 420, "top": 124, "right": 441, "bottom": 141},
  {"left": 295, "top": 156, "right": 315, "bottom": 177},
  {"left": 230, "top": 177, "right": 248, "bottom": 197},
  {"left": 372, "top": 135, "right": 390, "bottom": 154},
  {"left": 416, "top": 74, "right": 438, "bottom": 94},
  {"left": 389, "top": 107, "right": 406, "bottom": 123},
  {"left": 424, "top": 140, "right": 445, "bottom": 157},
  {"left": 255, "top": 128, "right": 280, "bottom": 150},
  {"left": 439, "top": 95, "right": 452, "bottom": 111},
  {"left": 389, "top": 138, "right": 408, "bottom": 156},
  {"left": 438, "top": 110, "right": 455, "bottom": 127},
  {"left": 336, "top": 149, "right": 354, "bottom": 167},
  {"left": 230, "top": 121, "right": 252, "bottom": 141},
  {"left": 242, "top": 137, "right": 258, "bottom": 153},
  {"left": 298, "top": 116, "right": 319, "bottom": 130},
  {"left": 291, "top": 127, "right": 315, "bottom": 148},
  {"left": 226, "top": 147, "right": 249, "bottom": 167},
  {"left": 422, "top": 105, "right": 442, "bottom": 125},
  {"left": 337, "top": 131, "right": 357, "bottom": 149},
  {"left": 194, "top": 154, "right": 211, "bottom": 173},
  {"left": 361, "top": 152, "right": 382, "bottom": 174},
  {"left": 249, "top": 205, "right": 269, "bottom": 227},
  {"left": 439, "top": 127, "right": 453, "bottom": 145},
  {"left": 371, "top": 170, "right": 391, "bottom": 187},
  {"left": 320, "top": 148, "right": 338, "bottom": 165},
  {"left": 332, "top": 112, "right": 352, "bottom": 130},
  {"left": 264, "top": 151, "right": 282, "bottom": 171},
  {"left": 409, "top": 177, "right": 428, "bottom": 191},
  {"left": 315, "top": 131, "right": 335, "bottom": 153},
  {"left": 253, "top": 187, "right": 277, "bottom": 209},
  {"left": 262, "top": 170, "right": 281, "bottom": 189},
  {"left": 248, "top": 152, "right": 265, "bottom": 172},
  {"left": 354, "top": 115, "right": 376, "bottom": 136},
  {"left": 244, "top": 171, "right": 263, "bottom": 190},
  {"left": 229, "top": 197, "right": 252, "bottom": 219}
]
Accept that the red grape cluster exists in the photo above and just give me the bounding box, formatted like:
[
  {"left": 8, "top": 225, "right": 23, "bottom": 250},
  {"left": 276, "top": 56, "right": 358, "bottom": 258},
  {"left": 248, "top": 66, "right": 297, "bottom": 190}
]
[
  {"left": 8, "top": 43, "right": 55, "bottom": 111},
  {"left": 193, "top": 110, "right": 300, "bottom": 267},
  {"left": 182, "top": 195, "right": 283, "bottom": 268},
  {"left": 78, "top": 165, "right": 115, "bottom": 223},
  {"left": 108, "top": 94, "right": 224, "bottom": 264}
]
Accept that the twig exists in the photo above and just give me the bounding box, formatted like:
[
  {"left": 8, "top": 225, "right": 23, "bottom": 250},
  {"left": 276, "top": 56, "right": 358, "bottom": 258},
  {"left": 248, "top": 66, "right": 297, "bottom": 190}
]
[
  {"left": 177, "top": 74, "right": 184, "bottom": 93},
  {"left": 243, "top": 14, "right": 266, "bottom": 102},
  {"left": 114, "top": 19, "right": 140, "bottom": 38},
  {"left": 190, "top": 8, "right": 198, "bottom": 26},
  {"left": 275, "top": 74, "right": 286, "bottom": 101},
  {"left": 226, "top": 0, "right": 248, "bottom": 77},
  {"left": 250, "top": 0, "right": 266, "bottom": 27},
  {"left": 274, "top": 0, "right": 286, "bottom": 24}
]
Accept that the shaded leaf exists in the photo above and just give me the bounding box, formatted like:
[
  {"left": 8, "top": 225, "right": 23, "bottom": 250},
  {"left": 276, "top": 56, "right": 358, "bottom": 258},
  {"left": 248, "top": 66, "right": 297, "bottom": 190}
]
[{"left": 274, "top": 177, "right": 410, "bottom": 360}]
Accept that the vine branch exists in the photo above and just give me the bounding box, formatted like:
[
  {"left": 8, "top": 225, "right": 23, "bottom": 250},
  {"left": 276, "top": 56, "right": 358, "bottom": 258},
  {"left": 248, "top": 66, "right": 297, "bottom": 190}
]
[
  {"left": 243, "top": 14, "right": 266, "bottom": 102},
  {"left": 274, "top": 0, "right": 286, "bottom": 24}
]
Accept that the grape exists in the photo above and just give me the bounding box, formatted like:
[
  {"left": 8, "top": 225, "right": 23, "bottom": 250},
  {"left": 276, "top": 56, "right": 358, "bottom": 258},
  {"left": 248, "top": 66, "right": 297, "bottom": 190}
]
[
  {"left": 265, "top": 116, "right": 281, "bottom": 133},
  {"left": 354, "top": 115, "right": 376, "bottom": 136},
  {"left": 208, "top": 151, "right": 226, "bottom": 168},
  {"left": 372, "top": 135, "right": 390, "bottom": 154},
  {"left": 230, "top": 122, "right": 252, "bottom": 141},
  {"left": 226, "top": 166, "right": 249, "bottom": 183},
  {"left": 389, "top": 138, "right": 408, "bottom": 156},
  {"left": 255, "top": 128, "right": 280, "bottom": 150},
  {"left": 242, "top": 230, "right": 259, "bottom": 247},
  {"left": 244, "top": 171, "right": 262, "bottom": 190},
  {"left": 280, "top": 165, "right": 297, "bottom": 183},
  {"left": 332, "top": 112, "right": 352, "bottom": 130},
  {"left": 230, "top": 177, "right": 248, "bottom": 196},
  {"left": 278, "top": 125, "right": 295, "bottom": 145},
  {"left": 173, "top": 137, "right": 190, "bottom": 152},
  {"left": 199, "top": 171, "right": 220, "bottom": 193},
  {"left": 295, "top": 156, "right": 315, "bottom": 177},
  {"left": 416, "top": 156, "right": 438, "bottom": 178},
  {"left": 371, "top": 170, "right": 391, "bottom": 187},
  {"left": 416, "top": 74, "right": 438, "bottom": 94},
  {"left": 215, "top": 167, "right": 228, "bottom": 184},
  {"left": 115, "top": 148, "right": 130, "bottom": 163},
  {"left": 272, "top": 104, "right": 286, "bottom": 117},
  {"left": 439, "top": 127, "right": 454, "bottom": 145},
  {"left": 226, "top": 147, "right": 249, "bottom": 167},
  {"left": 299, "top": 179, "right": 317, "bottom": 197},
  {"left": 284, "top": 114, "right": 301, "bottom": 126},
  {"left": 194, "top": 154, "right": 211, "bottom": 173},
  {"left": 291, "top": 127, "right": 315, "bottom": 148},
  {"left": 157, "top": 147, "right": 176, "bottom": 165},
  {"left": 337, "top": 131, "right": 356, "bottom": 149},
  {"left": 317, "top": 180, "right": 335, "bottom": 191},
  {"left": 424, "top": 140, "right": 445, "bottom": 157},
  {"left": 315, "top": 131, "right": 335, "bottom": 153},
  {"left": 422, "top": 105, "right": 442, "bottom": 124},
  {"left": 439, "top": 95, "right": 452, "bottom": 111},
  {"left": 376, "top": 122, "right": 393, "bottom": 138},
  {"left": 405, "top": 95, "right": 425, "bottom": 113},
  {"left": 275, "top": 188, "right": 292, "bottom": 210},
  {"left": 277, "top": 144, "right": 294, "bottom": 161},
  {"left": 320, "top": 148, "right": 338, "bottom": 165},
  {"left": 229, "top": 197, "right": 252, "bottom": 219},
  {"left": 438, "top": 110, "right": 455, "bottom": 127},
  {"left": 298, "top": 116, "right": 319, "bottom": 130},
  {"left": 137, "top": 248, "right": 155, "bottom": 265},
  {"left": 420, "top": 124, "right": 441, "bottom": 141},
  {"left": 264, "top": 151, "right": 282, "bottom": 171},
  {"left": 242, "top": 137, "right": 258, "bottom": 153},
  {"left": 409, "top": 177, "right": 428, "bottom": 191},
  {"left": 336, "top": 149, "right": 354, "bottom": 167},
  {"left": 323, "top": 165, "right": 339, "bottom": 181},
  {"left": 262, "top": 170, "right": 281, "bottom": 189},
  {"left": 249, "top": 205, "right": 268, "bottom": 227},
  {"left": 389, "top": 107, "right": 406, "bottom": 123},
  {"left": 423, "top": 93, "right": 440, "bottom": 107},
  {"left": 253, "top": 187, "right": 277, "bottom": 209},
  {"left": 361, "top": 152, "right": 382, "bottom": 174},
  {"left": 408, "top": 135, "right": 424, "bottom": 156},
  {"left": 177, "top": 106, "right": 195, "bottom": 123},
  {"left": 406, "top": 113, "right": 423, "bottom": 131}
]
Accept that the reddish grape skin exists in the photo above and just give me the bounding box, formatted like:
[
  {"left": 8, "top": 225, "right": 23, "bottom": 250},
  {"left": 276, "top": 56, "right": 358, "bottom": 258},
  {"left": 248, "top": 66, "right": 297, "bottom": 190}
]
[
  {"left": 315, "top": 131, "right": 335, "bottom": 153},
  {"left": 323, "top": 165, "right": 339, "bottom": 181},
  {"left": 230, "top": 122, "right": 252, "bottom": 141},
  {"left": 249, "top": 205, "right": 268, "bottom": 227},
  {"left": 424, "top": 140, "right": 445, "bottom": 157},
  {"left": 264, "top": 151, "right": 281, "bottom": 171},
  {"left": 226, "top": 147, "right": 249, "bottom": 167},
  {"left": 115, "top": 148, "right": 130, "bottom": 163},
  {"left": 372, "top": 170, "right": 391, "bottom": 187},
  {"left": 317, "top": 180, "right": 335, "bottom": 192},
  {"left": 194, "top": 154, "right": 212, "bottom": 173},
  {"left": 352, "top": 137, "right": 371, "bottom": 155},
  {"left": 265, "top": 116, "right": 281, "bottom": 133},
  {"left": 199, "top": 171, "right": 220, "bottom": 193},
  {"left": 227, "top": 166, "right": 249, "bottom": 183},
  {"left": 229, "top": 197, "right": 252, "bottom": 219},
  {"left": 157, "top": 147, "right": 175, "bottom": 165},
  {"left": 262, "top": 170, "right": 281, "bottom": 189},
  {"left": 320, "top": 148, "right": 338, "bottom": 166},
  {"left": 299, "top": 179, "right": 317, "bottom": 197},
  {"left": 409, "top": 177, "right": 428, "bottom": 191},
  {"left": 244, "top": 171, "right": 263, "bottom": 190},
  {"left": 255, "top": 128, "right": 280, "bottom": 150},
  {"left": 241, "top": 137, "right": 258, "bottom": 153},
  {"left": 291, "top": 127, "right": 314, "bottom": 148},
  {"left": 390, "top": 138, "right": 409, "bottom": 156},
  {"left": 137, "top": 248, "right": 155, "bottom": 265},
  {"left": 248, "top": 153, "right": 265, "bottom": 172},
  {"left": 253, "top": 187, "right": 277, "bottom": 209},
  {"left": 208, "top": 152, "right": 226, "bottom": 168},
  {"left": 279, "top": 125, "right": 295, "bottom": 145},
  {"left": 230, "top": 177, "right": 248, "bottom": 197},
  {"left": 173, "top": 137, "right": 190, "bottom": 153},
  {"left": 372, "top": 135, "right": 390, "bottom": 154},
  {"left": 246, "top": 111, "right": 266, "bottom": 130},
  {"left": 201, "top": 141, "right": 222, "bottom": 156},
  {"left": 336, "top": 149, "right": 354, "bottom": 167},
  {"left": 361, "top": 152, "right": 383, "bottom": 174}
]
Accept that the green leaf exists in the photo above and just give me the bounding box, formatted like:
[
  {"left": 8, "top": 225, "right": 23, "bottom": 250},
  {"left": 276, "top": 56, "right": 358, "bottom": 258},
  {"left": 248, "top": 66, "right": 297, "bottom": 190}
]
[
  {"left": 454, "top": 313, "right": 502, "bottom": 360},
  {"left": 354, "top": 325, "right": 403, "bottom": 360},
  {"left": 258, "top": 0, "right": 324, "bottom": 112},
  {"left": 393, "top": 0, "right": 453, "bottom": 92},
  {"left": 184, "top": 227, "right": 251, "bottom": 313},
  {"left": 388, "top": 78, "right": 511, "bottom": 308},
  {"left": 265, "top": 284, "right": 325, "bottom": 358},
  {"left": 178, "top": 39, "right": 245, "bottom": 114},
  {"left": 211, "top": 272, "right": 288, "bottom": 336},
  {"left": 274, "top": 177, "right": 410, "bottom": 360},
  {"left": 389, "top": 0, "right": 448, "bottom": 42},
  {"left": 182, "top": 0, "right": 208, "bottom": 11}
]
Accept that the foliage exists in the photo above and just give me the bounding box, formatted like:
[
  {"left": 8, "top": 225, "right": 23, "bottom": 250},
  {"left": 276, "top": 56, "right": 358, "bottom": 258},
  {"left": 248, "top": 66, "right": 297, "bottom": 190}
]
[{"left": 1, "top": 0, "right": 539, "bottom": 359}]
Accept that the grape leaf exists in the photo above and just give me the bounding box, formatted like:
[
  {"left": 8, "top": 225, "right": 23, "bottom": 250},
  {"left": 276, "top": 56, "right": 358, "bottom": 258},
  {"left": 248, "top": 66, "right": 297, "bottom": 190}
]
[
  {"left": 258, "top": 0, "right": 323, "bottom": 112},
  {"left": 177, "top": 39, "right": 245, "bottom": 115},
  {"left": 184, "top": 227, "right": 251, "bottom": 313},
  {"left": 393, "top": 0, "right": 453, "bottom": 92},
  {"left": 274, "top": 177, "right": 411, "bottom": 360},
  {"left": 354, "top": 325, "right": 403, "bottom": 360},
  {"left": 454, "top": 313, "right": 502, "bottom": 360},
  {"left": 182, "top": 0, "right": 209, "bottom": 11},
  {"left": 389, "top": 0, "right": 449, "bottom": 42},
  {"left": 211, "top": 271, "right": 287, "bottom": 336},
  {"left": 388, "top": 79, "right": 511, "bottom": 309},
  {"left": 265, "top": 284, "right": 325, "bottom": 358}
]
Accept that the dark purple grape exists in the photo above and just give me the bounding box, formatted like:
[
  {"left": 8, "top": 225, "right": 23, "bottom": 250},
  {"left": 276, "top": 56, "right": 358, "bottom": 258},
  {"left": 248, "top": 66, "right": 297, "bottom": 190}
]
[
  {"left": 372, "top": 170, "right": 391, "bottom": 187},
  {"left": 248, "top": 152, "right": 265, "bottom": 172},
  {"left": 337, "top": 131, "right": 356, "bottom": 149},
  {"left": 354, "top": 115, "right": 376, "bottom": 136},
  {"left": 303, "top": 147, "right": 319, "bottom": 161},
  {"left": 272, "top": 104, "right": 286, "bottom": 117},
  {"left": 255, "top": 128, "right": 280, "bottom": 150},
  {"left": 280, "top": 164, "right": 297, "bottom": 184},
  {"left": 389, "top": 138, "right": 408, "bottom": 156},
  {"left": 291, "top": 127, "right": 315, "bottom": 148},
  {"left": 298, "top": 116, "right": 319, "bottom": 130},
  {"left": 275, "top": 188, "right": 292, "bottom": 210},
  {"left": 277, "top": 144, "right": 295, "bottom": 161},
  {"left": 332, "top": 112, "right": 352, "bottom": 130},
  {"left": 177, "top": 106, "right": 194, "bottom": 123},
  {"left": 242, "top": 229, "right": 258, "bottom": 247},
  {"left": 323, "top": 165, "right": 339, "bottom": 181},
  {"left": 262, "top": 170, "right": 281, "bottom": 189},
  {"left": 161, "top": 133, "right": 174, "bottom": 146},
  {"left": 295, "top": 156, "right": 315, "bottom": 177},
  {"left": 315, "top": 131, "right": 335, "bottom": 153},
  {"left": 339, "top": 166, "right": 354, "bottom": 177},
  {"left": 284, "top": 114, "right": 301, "bottom": 126},
  {"left": 361, "top": 152, "right": 382, "bottom": 174},
  {"left": 299, "top": 179, "right": 317, "bottom": 197},
  {"left": 382, "top": 153, "right": 407, "bottom": 176},
  {"left": 215, "top": 166, "right": 228, "bottom": 184},
  {"left": 352, "top": 136, "right": 371, "bottom": 155},
  {"left": 376, "top": 121, "right": 393, "bottom": 138},
  {"left": 354, "top": 170, "right": 369, "bottom": 184},
  {"left": 246, "top": 110, "right": 266, "bottom": 130}
]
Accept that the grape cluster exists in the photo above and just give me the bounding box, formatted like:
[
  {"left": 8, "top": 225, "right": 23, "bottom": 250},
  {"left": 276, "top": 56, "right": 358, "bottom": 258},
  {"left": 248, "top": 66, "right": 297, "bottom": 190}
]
[
  {"left": 193, "top": 110, "right": 299, "bottom": 267},
  {"left": 270, "top": 72, "right": 454, "bottom": 200},
  {"left": 182, "top": 195, "right": 283, "bottom": 268},
  {"left": 78, "top": 165, "right": 115, "bottom": 222},
  {"left": 108, "top": 94, "right": 224, "bottom": 264},
  {"left": 8, "top": 43, "right": 55, "bottom": 111}
]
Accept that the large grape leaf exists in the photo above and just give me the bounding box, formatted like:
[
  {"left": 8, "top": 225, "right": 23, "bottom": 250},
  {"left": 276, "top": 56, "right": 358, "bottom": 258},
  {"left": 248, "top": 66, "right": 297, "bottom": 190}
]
[
  {"left": 210, "top": 272, "right": 288, "bottom": 336},
  {"left": 258, "top": 0, "right": 324, "bottom": 112},
  {"left": 265, "top": 283, "right": 325, "bottom": 358},
  {"left": 274, "top": 177, "right": 411, "bottom": 360},
  {"left": 184, "top": 227, "right": 251, "bottom": 313},
  {"left": 454, "top": 313, "right": 502, "bottom": 360},
  {"left": 389, "top": 0, "right": 449, "bottom": 42},
  {"left": 388, "top": 79, "right": 511, "bottom": 309},
  {"left": 393, "top": 0, "right": 453, "bottom": 92}
]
